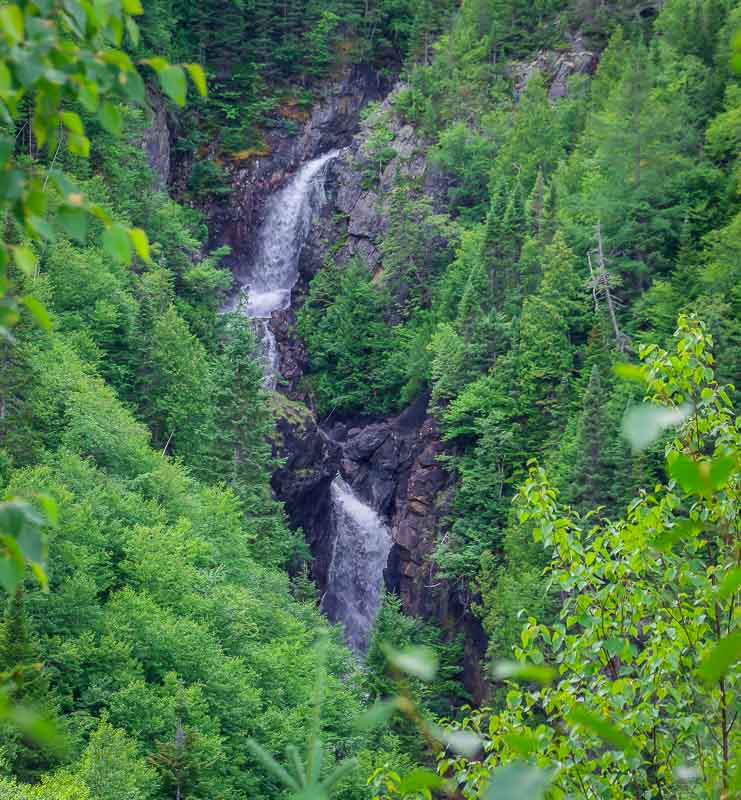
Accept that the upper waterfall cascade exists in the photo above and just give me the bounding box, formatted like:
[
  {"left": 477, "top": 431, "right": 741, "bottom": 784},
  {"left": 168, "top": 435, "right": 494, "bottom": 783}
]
[
  {"left": 322, "top": 476, "right": 393, "bottom": 654},
  {"left": 229, "top": 150, "right": 339, "bottom": 388}
]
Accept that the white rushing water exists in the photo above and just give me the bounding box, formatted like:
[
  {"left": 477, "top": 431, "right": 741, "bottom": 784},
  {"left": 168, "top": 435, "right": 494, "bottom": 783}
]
[
  {"left": 230, "top": 150, "right": 339, "bottom": 388},
  {"left": 322, "top": 476, "right": 393, "bottom": 654}
]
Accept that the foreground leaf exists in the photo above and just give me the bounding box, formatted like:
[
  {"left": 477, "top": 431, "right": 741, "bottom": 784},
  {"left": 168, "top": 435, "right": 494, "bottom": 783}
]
[
  {"left": 492, "top": 660, "right": 556, "bottom": 685},
  {"left": 385, "top": 645, "right": 438, "bottom": 681},
  {"left": 482, "top": 763, "right": 556, "bottom": 800},
  {"left": 698, "top": 631, "right": 741, "bottom": 686},
  {"left": 567, "top": 706, "right": 634, "bottom": 752},
  {"left": 621, "top": 403, "right": 691, "bottom": 451}
]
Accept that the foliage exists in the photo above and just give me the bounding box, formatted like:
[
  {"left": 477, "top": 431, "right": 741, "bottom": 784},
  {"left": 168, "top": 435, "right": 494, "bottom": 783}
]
[
  {"left": 438, "top": 317, "right": 740, "bottom": 798},
  {"left": 297, "top": 259, "right": 406, "bottom": 416}
]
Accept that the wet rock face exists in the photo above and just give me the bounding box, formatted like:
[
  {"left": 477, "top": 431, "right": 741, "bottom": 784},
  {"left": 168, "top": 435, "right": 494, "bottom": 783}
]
[
  {"left": 299, "top": 84, "right": 450, "bottom": 279},
  {"left": 271, "top": 399, "right": 341, "bottom": 580}
]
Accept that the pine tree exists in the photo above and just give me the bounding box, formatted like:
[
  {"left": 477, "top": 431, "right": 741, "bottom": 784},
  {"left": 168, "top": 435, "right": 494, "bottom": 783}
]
[
  {"left": 211, "top": 312, "right": 274, "bottom": 496},
  {"left": 515, "top": 232, "right": 585, "bottom": 453},
  {"left": 570, "top": 365, "right": 609, "bottom": 512}
]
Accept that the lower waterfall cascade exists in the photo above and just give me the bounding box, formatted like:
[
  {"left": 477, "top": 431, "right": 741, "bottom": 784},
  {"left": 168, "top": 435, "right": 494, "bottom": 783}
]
[
  {"left": 321, "top": 476, "right": 393, "bottom": 654},
  {"left": 229, "top": 149, "right": 339, "bottom": 388}
]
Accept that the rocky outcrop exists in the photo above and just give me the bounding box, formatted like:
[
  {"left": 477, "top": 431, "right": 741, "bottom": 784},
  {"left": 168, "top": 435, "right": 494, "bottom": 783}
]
[
  {"left": 298, "top": 85, "right": 449, "bottom": 281},
  {"left": 257, "top": 41, "right": 608, "bottom": 701},
  {"left": 142, "top": 91, "right": 171, "bottom": 190},
  {"left": 271, "top": 396, "right": 341, "bottom": 574},
  {"left": 509, "top": 34, "right": 598, "bottom": 100}
]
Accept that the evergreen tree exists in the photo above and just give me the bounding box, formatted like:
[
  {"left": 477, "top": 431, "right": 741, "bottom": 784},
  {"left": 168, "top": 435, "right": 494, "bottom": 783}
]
[
  {"left": 569, "top": 365, "right": 609, "bottom": 512},
  {"left": 0, "top": 590, "right": 57, "bottom": 783}
]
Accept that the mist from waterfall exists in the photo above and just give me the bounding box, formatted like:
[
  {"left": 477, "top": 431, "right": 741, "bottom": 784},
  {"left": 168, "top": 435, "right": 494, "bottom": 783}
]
[
  {"left": 231, "top": 149, "right": 339, "bottom": 388},
  {"left": 322, "top": 476, "right": 392, "bottom": 654}
]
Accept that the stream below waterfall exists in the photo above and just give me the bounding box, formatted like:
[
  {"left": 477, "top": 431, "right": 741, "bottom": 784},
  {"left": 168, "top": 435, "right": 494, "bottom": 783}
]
[{"left": 229, "top": 150, "right": 391, "bottom": 654}]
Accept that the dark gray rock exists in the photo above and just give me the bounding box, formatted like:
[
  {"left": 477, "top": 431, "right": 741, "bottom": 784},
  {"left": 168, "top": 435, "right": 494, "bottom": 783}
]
[
  {"left": 510, "top": 34, "right": 597, "bottom": 101},
  {"left": 142, "top": 91, "right": 171, "bottom": 190}
]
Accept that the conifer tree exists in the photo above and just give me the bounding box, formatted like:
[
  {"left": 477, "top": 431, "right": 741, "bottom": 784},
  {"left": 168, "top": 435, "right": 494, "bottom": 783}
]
[
  {"left": 569, "top": 365, "right": 609, "bottom": 512},
  {"left": 211, "top": 312, "right": 274, "bottom": 496},
  {"left": 0, "top": 590, "right": 57, "bottom": 782}
]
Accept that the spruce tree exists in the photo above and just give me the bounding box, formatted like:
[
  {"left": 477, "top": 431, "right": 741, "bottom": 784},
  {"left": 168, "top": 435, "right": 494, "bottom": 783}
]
[
  {"left": 211, "top": 312, "right": 274, "bottom": 496},
  {"left": 570, "top": 365, "right": 609, "bottom": 512}
]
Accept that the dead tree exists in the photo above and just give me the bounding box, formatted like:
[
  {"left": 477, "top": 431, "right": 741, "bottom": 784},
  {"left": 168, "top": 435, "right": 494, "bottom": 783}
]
[{"left": 586, "top": 222, "right": 629, "bottom": 353}]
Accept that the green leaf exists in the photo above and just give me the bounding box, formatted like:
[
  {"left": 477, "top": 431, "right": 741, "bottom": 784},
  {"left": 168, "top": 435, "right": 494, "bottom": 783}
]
[
  {"left": 128, "top": 227, "right": 150, "bottom": 262},
  {"left": 651, "top": 519, "right": 703, "bottom": 552},
  {"left": 16, "top": 523, "right": 44, "bottom": 564},
  {"left": 57, "top": 206, "right": 88, "bottom": 243},
  {"left": 125, "top": 16, "right": 139, "bottom": 46},
  {"left": 120, "top": 68, "right": 145, "bottom": 104},
  {"left": 492, "top": 660, "right": 556, "bottom": 685},
  {"left": 613, "top": 362, "right": 646, "bottom": 384},
  {"left": 354, "top": 698, "right": 399, "bottom": 731},
  {"left": 567, "top": 706, "right": 634, "bottom": 752},
  {"left": 160, "top": 65, "right": 187, "bottom": 106},
  {"left": 709, "top": 455, "right": 736, "bottom": 491},
  {"left": 102, "top": 223, "right": 132, "bottom": 264},
  {"left": 668, "top": 454, "right": 737, "bottom": 496},
  {"left": 697, "top": 631, "right": 741, "bottom": 686},
  {"left": 35, "top": 494, "right": 57, "bottom": 527},
  {"left": 0, "top": 500, "right": 44, "bottom": 537},
  {"left": 21, "top": 296, "right": 51, "bottom": 330},
  {"left": 482, "top": 763, "right": 556, "bottom": 800},
  {"left": 77, "top": 78, "right": 99, "bottom": 112},
  {"left": 604, "top": 638, "right": 625, "bottom": 657},
  {"left": 717, "top": 567, "right": 741, "bottom": 601},
  {"left": 122, "top": 0, "right": 143, "bottom": 13},
  {"left": 68, "top": 133, "right": 90, "bottom": 157},
  {"left": 502, "top": 732, "right": 539, "bottom": 757},
  {"left": 98, "top": 101, "right": 123, "bottom": 135},
  {"left": 88, "top": 204, "right": 112, "bottom": 226},
  {"left": 0, "top": 169, "right": 24, "bottom": 201},
  {"left": 669, "top": 455, "right": 705, "bottom": 494},
  {"left": 0, "top": 534, "right": 24, "bottom": 593},
  {"left": 0, "top": 699, "right": 65, "bottom": 751},
  {"left": 12, "top": 245, "right": 36, "bottom": 277},
  {"left": 385, "top": 645, "right": 438, "bottom": 681},
  {"left": 0, "top": 4, "right": 24, "bottom": 44},
  {"left": 0, "top": 61, "right": 10, "bottom": 95},
  {"left": 622, "top": 403, "right": 691, "bottom": 452},
  {"left": 397, "top": 768, "right": 445, "bottom": 794},
  {"left": 142, "top": 56, "right": 168, "bottom": 73},
  {"left": 59, "top": 111, "right": 84, "bottom": 135},
  {"left": 186, "top": 63, "right": 207, "bottom": 97}
]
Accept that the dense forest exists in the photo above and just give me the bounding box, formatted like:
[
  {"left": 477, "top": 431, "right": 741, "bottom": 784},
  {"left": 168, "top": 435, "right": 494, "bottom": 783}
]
[{"left": 0, "top": 0, "right": 738, "bottom": 798}]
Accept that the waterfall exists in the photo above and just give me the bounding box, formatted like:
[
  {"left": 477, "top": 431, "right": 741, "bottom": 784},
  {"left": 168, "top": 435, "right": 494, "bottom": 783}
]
[
  {"left": 230, "top": 150, "right": 339, "bottom": 388},
  {"left": 322, "top": 476, "right": 392, "bottom": 654}
]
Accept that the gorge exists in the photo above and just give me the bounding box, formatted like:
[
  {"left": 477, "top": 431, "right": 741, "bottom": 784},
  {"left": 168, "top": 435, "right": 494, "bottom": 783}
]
[
  {"left": 213, "top": 77, "right": 489, "bottom": 685},
  {"left": 2, "top": 2, "right": 738, "bottom": 796}
]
